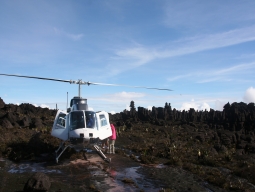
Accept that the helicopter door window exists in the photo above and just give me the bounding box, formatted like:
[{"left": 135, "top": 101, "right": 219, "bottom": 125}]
[
  {"left": 85, "top": 111, "right": 96, "bottom": 128},
  {"left": 99, "top": 114, "right": 108, "bottom": 127},
  {"left": 56, "top": 114, "right": 66, "bottom": 128},
  {"left": 70, "top": 111, "right": 85, "bottom": 130}
]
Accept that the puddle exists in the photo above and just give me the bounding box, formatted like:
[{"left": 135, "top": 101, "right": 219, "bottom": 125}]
[
  {"left": 155, "top": 164, "right": 166, "bottom": 168},
  {"left": 116, "top": 166, "right": 163, "bottom": 192},
  {"left": 8, "top": 161, "right": 62, "bottom": 174},
  {"left": 89, "top": 165, "right": 164, "bottom": 192},
  {"left": 202, "top": 182, "right": 215, "bottom": 192},
  {"left": 92, "top": 153, "right": 167, "bottom": 191}
]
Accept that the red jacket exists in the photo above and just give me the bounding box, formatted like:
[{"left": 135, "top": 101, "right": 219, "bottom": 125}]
[{"left": 109, "top": 124, "right": 116, "bottom": 140}]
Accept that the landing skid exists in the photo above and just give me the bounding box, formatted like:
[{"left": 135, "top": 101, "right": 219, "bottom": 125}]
[
  {"left": 55, "top": 141, "right": 73, "bottom": 163},
  {"left": 55, "top": 141, "right": 111, "bottom": 163},
  {"left": 94, "top": 145, "right": 111, "bottom": 163}
]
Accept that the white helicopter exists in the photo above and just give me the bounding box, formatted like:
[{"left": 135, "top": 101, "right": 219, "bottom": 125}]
[{"left": 0, "top": 73, "right": 172, "bottom": 163}]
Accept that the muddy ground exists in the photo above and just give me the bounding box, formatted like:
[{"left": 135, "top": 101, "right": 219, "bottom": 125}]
[{"left": 0, "top": 124, "right": 255, "bottom": 192}]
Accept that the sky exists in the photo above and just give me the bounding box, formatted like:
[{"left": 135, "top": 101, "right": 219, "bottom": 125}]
[{"left": 0, "top": 0, "right": 255, "bottom": 114}]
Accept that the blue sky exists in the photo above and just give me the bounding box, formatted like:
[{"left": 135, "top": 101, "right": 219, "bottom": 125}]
[{"left": 0, "top": 0, "right": 255, "bottom": 113}]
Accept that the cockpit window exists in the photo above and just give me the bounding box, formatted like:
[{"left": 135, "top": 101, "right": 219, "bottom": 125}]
[
  {"left": 99, "top": 114, "right": 108, "bottom": 126},
  {"left": 70, "top": 111, "right": 85, "bottom": 130},
  {"left": 56, "top": 114, "right": 66, "bottom": 128},
  {"left": 85, "top": 111, "right": 96, "bottom": 128}
]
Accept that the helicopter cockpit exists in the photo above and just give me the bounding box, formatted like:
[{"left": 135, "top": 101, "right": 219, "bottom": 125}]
[
  {"left": 70, "top": 111, "right": 85, "bottom": 130},
  {"left": 68, "top": 111, "right": 96, "bottom": 130}
]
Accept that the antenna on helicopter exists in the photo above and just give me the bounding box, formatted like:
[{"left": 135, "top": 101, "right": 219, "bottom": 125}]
[{"left": 66, "top": 92, "right": 68, "bottom": 112}]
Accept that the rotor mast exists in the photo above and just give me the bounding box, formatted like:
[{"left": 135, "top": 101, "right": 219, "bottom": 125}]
[
  {"left": 70, "top": 79, "right": 90, "bottom": 98},
  {"left": 78, "top": 83, "right": 81, "bottom": 97},
  {"left": 78, "top": 81, "right": 81, "bottom": 97}
]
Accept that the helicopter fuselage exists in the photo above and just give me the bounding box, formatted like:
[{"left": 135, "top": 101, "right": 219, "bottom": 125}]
[{"left": 51, "top": 97, "right": 112, "bottom": 147}]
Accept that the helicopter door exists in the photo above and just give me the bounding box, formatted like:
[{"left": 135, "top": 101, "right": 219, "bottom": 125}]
[
  {"left": 51, "top": 110, "right": 68, "bottom": 141},
  {"left": 83, "top": 111, "right": 99, "bottom": 139},
  {"left": 96, "top": 111, "right": 112, "bottom": 140}
]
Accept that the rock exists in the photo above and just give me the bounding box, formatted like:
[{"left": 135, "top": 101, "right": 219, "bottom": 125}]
[
  {"left": 236, "top": 149, "right": 245, "bottom": 155},
  {"left": 210, "top": 147, "right": 218, "bottom": 156},
  {"left": 0, "top": 97, "right": 5, "bottom": 108},
  {"left": 31, "top": 117, "right": 43, "bottom": 129},
  {"left": 20, "top": 116, "right": 31, "bottom": 127},
  {"left": 6, "top": 112, "right": 19, "bottom": 126},
  {"left": 237, "top": 141, "right": 247, "bottom": 149},
  {"left": 195, "top": 134, "right": 205, "bottom": 142},
  {"left": 23, "top": 172, "right": 51, "bottom": 192},
  {"left": 0, "top": 118, "right": 13, "bottom": 128},
  {"left": 219, "top": 145, "right": 228, "bottom": 153},
  {"left": 245, "top": 143, "right": 255, "bottom": 153}
]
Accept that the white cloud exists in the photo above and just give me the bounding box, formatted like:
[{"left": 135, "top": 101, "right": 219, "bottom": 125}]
[
  {"left": 100, "top": 91, "right": 146, "bottom": 103},
  {"left": 115, "top": 46, "right": 156, "bottom": 66},
  {"left": 32, "top": 103, "right": 53, "bottom": 109},
  {"left": 180, "top": 103, "right": 194, "bottom": 111},
  {"left": 110, "top": 26, "right": 255, "bottom": 76},
  {"left": 125, "top": 104, "right": 130, "bottom": 111},
  {"left": 147, "top": 106, "right": 152, "bottom": 111},
  {"left": 160, "top": 26, "right": 255, "bottom": 58},
  {"left": 243, "top": 87, "right": 255, "bottom": 103},
  {"left": 169, "top": 62, "right": 255, "bottom": 83},
  {"left": 107, "top": 46, "right": 157, "bottom": 76},
  {"left": 167, "top": 74, "right": 192, "bottom": 82},
  {"left": 215, "top": 100, "right": 225, "bottom": 111},
  {"left": 215, "top": 62, "right": 255, "bottom": 75},
  {"left": 200, "top": 102, "right": 210, "bottom": 111},
  {"left": 109, "top": 111, "right": 116, "bottom": 114},
  {"left": 32, "top": 103, "right": 50, "bottom": 108},
  {"left": 87, "top": 91, "right": 146, "bottom": 113},
  {"left": 180, "top": 100, "right": 210, "bottom": 111},
  {"left": 40, "top": 104, "right": 50, "bottom": 108}
]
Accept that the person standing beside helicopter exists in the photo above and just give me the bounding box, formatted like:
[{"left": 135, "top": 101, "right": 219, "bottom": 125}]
[
  {"left": 109, "top": 124, "right": 117, "bottom": 154},
  {"left": 102, "top": 138, "right": 109, "bottom": 153}
]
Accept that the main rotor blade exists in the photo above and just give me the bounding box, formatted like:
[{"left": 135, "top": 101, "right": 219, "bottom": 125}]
[
  {"left": 0, "top": 74, "right": 71, "bottom": 83},
  {"left": 0, "top": 73, "right": 172, "bottom": 91},
  {"left": 88, "top": 82, "right": 172, "bottom": 91}
]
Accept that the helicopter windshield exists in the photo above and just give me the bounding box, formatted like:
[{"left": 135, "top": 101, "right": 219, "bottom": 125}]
[
  {"left": 85, "top": 111, "right": 96, "bottom": 128},
  {"left": 70, "top": 111, "right": 85, "bottom": 130}
]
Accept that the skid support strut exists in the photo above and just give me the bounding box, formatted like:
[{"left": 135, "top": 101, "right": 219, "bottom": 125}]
[
  {"left": 55, "top": 141, "right": 72, "bottom": 163},
  {"left": 94, "top": 145, "right": 111, "bottom": 163}
]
